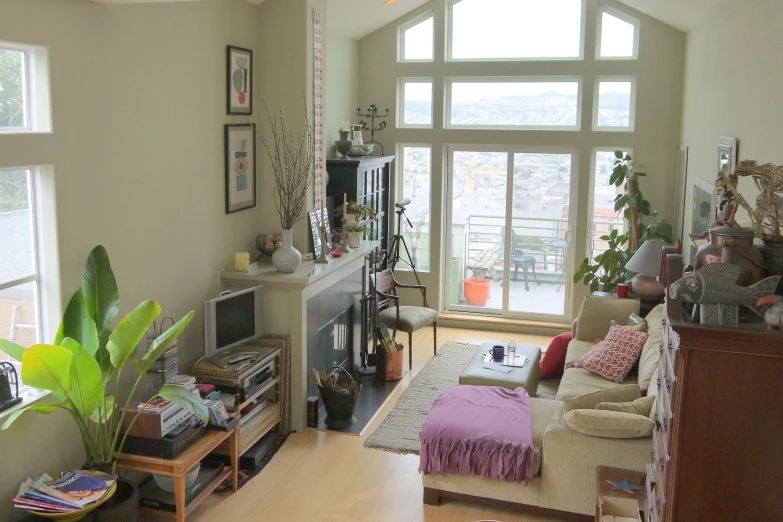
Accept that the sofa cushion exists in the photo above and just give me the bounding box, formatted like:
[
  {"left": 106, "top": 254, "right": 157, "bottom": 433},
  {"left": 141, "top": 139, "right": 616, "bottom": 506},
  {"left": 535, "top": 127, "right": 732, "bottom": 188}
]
[
  {"left": 573, "top": 295, "right": 640, "bottom": 342},
  {"left": 638, "top": 304, "right": 665, "bottom": 392},
  {"left": 580, "top": 325, "right": 648, "bottom": 383},
  {"left": 597, "top": 395, "right": 656, "bottom": 417},
  {"left": 565, "top": 339, "right": 596, "bottom": 369},
  {"left": 540, "top": 332, "right": 571, "bottom": 378},
  {"left": 561, "top": 384, "right": 641, "bottom": 414},
  {"left": 556, "top": 367, "right": 638, "bottom": 401},
  {"left": 530, "top": 397, "right": 563, "bottom": 475},
  {"left": 562, "top": 409, "right": 654, "bottom": 439}
]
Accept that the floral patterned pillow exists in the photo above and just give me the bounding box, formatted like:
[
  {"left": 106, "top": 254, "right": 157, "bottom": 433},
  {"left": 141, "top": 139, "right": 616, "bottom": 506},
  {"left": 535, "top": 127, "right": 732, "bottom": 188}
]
[
  {"left": 581, "top": 325, "right": 648, "bottom": 383},
  {"left": 574, "top": 339, "right": 603, "bottom": 368}
]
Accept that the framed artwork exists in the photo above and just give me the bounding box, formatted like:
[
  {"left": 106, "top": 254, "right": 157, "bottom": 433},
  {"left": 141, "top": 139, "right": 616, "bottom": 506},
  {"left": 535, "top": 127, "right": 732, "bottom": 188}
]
[
  {"left": 718, "top": 136, "right": 738, "bottom": 176},
  {"left": 225, "top": 124, "right": 256, "bottom": 214},
  {"left": 690, "top": 177, "right": 715, "bottom": 260},
  {"left": 308, "top": 209, "right": 332, "bottom": 258},
  {"left": 227, "top": 45, "right": 252, "bottom": 115}
]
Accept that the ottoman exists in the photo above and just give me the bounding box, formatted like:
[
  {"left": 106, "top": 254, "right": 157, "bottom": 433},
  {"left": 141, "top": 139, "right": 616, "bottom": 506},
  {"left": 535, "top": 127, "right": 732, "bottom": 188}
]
[{"left": 459, "top": 343, "right": 542, "bottom": 396}]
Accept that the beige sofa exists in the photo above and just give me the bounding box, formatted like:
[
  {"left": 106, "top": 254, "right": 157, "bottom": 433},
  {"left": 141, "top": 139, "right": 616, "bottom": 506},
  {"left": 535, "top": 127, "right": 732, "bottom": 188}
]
[{"left": 423, "top": 296, "right": 664, "bottom": 520}]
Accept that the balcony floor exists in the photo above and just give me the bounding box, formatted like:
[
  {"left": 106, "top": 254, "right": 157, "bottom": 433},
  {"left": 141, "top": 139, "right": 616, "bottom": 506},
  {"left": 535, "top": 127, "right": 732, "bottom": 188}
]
[{"left": 455, "top": 275, "right": 566, "bottom": 317}]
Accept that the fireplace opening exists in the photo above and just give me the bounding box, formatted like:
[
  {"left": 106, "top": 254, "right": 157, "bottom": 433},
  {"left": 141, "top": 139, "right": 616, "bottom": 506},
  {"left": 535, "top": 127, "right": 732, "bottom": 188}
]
[{"left": 317, "top": 306, "right": 353, "bottom": 372}]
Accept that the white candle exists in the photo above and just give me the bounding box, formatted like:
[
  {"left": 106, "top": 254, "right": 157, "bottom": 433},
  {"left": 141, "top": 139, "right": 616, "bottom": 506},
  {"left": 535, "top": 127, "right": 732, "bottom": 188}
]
[{"left": 234, "top": 252, "right": 250, "bottom": 270}]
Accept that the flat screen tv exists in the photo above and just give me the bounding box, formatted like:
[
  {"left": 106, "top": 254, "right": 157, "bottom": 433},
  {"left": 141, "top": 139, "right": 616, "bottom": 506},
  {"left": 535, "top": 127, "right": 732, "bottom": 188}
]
[{"left": 204, "top": 285, "right": 263, "bottom": 367}]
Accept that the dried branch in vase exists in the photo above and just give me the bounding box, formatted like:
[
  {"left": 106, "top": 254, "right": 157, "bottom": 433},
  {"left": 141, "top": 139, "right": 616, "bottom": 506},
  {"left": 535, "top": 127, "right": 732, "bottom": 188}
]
[{"left": 255, "top": 100, "right": 315, "bottom": 231}]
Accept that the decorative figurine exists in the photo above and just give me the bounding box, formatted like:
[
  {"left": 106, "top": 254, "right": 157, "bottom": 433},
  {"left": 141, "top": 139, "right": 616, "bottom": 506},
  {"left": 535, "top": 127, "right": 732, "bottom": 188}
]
[
  {"left": 757, "top": 295, "right": 783, "bottom": 329},
  {"left": 668, "top": 263, "right": 780, "bottom": 326},
  {"left": 689, "top": 167, "right": 739, "bottom": 245},
  {"left": 735, "top": 159, "right": 783, "bottom": 239}
]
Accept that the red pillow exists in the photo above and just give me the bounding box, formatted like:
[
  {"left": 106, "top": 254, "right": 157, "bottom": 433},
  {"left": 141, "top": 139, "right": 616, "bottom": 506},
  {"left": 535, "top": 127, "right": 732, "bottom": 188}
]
[
  {"left": 540, "top": 332, "right": 572, "bottom": 379},
  {"left": 581, "top": 325, "right": 648, "bottom": 383}
]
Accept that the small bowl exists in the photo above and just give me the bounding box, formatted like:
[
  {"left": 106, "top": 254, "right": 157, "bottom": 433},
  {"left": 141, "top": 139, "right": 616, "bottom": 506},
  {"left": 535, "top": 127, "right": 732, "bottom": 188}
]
[
  {"left": 348, "top": 144, "right": 374, "bottom": 156},
  {"left": 331, "top": 251, "right": 344, "bottom": 258}
]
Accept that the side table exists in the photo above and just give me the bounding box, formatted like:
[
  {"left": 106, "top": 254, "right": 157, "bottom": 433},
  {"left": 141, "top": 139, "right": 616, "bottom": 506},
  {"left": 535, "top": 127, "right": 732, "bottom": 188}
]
[
  {"left": 117, "top": 426, "right": 239, "bottom": 522},
  {"left": 596, "top": 466, "right": 645, "bottom": 521}
]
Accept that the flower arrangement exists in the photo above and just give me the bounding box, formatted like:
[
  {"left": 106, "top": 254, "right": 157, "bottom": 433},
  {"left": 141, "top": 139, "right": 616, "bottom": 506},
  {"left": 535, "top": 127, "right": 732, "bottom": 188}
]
[{"left": 338, "top": 119, "right": 352, "bottom": 133}]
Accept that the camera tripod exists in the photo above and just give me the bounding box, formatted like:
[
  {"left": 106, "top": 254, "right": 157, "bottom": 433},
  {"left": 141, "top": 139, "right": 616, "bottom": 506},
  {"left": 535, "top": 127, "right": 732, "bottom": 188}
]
[{"left": 383, "top": 199, "right": 423, "bottom": 289}]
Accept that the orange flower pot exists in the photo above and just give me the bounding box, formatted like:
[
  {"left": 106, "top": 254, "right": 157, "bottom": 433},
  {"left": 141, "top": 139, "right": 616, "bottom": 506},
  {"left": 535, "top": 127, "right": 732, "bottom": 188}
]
[{"left": 463, "top": 278, "right": 491, "bottom": 306}]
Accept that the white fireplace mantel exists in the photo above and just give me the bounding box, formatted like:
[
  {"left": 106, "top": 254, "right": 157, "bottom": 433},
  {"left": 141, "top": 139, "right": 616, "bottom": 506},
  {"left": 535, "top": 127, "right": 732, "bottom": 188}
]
[{"left": 221, "top": 242, "right": 377, "bottom": 431}]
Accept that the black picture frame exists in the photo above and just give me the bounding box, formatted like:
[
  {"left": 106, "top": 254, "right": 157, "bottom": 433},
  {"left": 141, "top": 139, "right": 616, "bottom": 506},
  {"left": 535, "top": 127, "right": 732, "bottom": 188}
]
[
  {"left": 227, "top": 45, "right": 253, "bottom": 115},
  {"left": 225, "top": 123, "right": 256, "bottom": 214}
]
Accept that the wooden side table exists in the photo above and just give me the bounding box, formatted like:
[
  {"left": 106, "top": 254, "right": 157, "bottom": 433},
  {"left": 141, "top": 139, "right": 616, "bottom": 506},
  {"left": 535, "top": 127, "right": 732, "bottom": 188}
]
[
  {"left": 596, "top": 466, "right": 646, "bottom": 521},
  {"left": 117, "top": 426, "right": 239, "bottom": 522}
]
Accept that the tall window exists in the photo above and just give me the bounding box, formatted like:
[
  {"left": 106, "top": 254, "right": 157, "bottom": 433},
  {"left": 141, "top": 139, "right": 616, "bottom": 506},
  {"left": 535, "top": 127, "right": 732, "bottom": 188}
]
[
  {"left": 399, "top": 14, "right": 434, "bottom": 62},
  {"left": 0, "top": 46, "right": 30, "bottom": 130},
  {"left": 400, "top": 146, "right": 432, "bottom": 271},
  {"left": 399, "top": 79, "right": 433, "bottom": 128},
  {"left": 0, "top": 169, "right": 42, "bottom": 395},
  {"left": 589, "top": 150, "right": 631, "bottom": 256},
  {"left": 597, "top": 9, "right": 639, "bottom": 59},
  {"left": 449, "top": 0, "right": 584, "bottom": 61},
  {"left": 593, "top": 79, "right": 635, "bottom": 131}
]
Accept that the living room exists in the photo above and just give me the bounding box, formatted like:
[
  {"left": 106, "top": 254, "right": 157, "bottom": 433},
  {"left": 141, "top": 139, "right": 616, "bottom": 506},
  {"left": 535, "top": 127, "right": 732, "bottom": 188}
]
[{"left": 0, "top": 0, "right": 781, "bottom": 521}]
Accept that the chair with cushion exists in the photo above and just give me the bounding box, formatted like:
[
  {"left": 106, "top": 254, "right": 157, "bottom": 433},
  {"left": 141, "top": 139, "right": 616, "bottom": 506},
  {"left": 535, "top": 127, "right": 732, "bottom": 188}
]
[
  {"left": 500, "top": 226, "right": 539, "bottom": 291},
  {"left": 372, "top": 268, "right": 438, "bottom": 370}
]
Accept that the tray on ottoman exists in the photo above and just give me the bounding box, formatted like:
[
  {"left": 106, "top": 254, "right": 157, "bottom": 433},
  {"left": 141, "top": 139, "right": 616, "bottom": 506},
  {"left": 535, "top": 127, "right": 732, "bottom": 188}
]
[{"left": 459, "top": 343, "right": 541, "bottom": 396}]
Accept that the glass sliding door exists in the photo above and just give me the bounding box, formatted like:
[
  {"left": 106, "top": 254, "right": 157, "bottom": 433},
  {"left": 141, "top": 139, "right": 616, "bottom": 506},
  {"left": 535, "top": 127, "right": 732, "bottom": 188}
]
[{"left": 445, "top": 147, "right": 576, "bottom": 320}]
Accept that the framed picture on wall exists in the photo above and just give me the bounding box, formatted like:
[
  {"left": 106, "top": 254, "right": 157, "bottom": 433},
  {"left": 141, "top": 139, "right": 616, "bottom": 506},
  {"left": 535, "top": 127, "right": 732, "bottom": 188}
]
[
  {"left": 227, "top": 45, "right": 252, "bottom": 115},
  {"left": 225, "top": 123, "right": 256, "bottom": 214}
]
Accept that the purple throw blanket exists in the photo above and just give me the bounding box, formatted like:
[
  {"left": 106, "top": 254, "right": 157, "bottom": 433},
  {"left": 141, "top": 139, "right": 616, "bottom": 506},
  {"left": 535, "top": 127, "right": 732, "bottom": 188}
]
[{"left": 419, "top": 385, "right": 535, "bottom": 484}]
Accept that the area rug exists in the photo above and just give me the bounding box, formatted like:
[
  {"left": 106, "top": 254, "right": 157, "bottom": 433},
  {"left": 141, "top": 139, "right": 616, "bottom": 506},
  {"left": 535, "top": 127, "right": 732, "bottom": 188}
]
[{"left": 364, "top": 343, "right": 561, "bottom": 455}]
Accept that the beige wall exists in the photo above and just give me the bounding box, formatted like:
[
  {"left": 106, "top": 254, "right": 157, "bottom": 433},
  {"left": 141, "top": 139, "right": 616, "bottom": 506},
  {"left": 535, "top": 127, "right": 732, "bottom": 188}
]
[
  {"left": 324, "top": 31, "right": 360, "bottom": 158},
  {"left": 358, "top": 0, "right": 685, "bottom": 321},
  {"left": 680, "top": 0, "right": 783, "bottom": 263},
  {"left": 0, "top": 0, "right": 317, "bottom": 517}
]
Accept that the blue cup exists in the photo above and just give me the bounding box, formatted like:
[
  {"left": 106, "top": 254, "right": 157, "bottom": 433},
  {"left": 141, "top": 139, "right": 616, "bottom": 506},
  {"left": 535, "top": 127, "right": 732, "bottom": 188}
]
[{"left": 491, "top": 345, "right": 505, "bottom": 360}]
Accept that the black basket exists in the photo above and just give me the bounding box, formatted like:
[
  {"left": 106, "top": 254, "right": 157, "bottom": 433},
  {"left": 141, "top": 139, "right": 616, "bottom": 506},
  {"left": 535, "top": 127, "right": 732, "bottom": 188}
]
[{"left": 317, "top": 367, "right": 361, "bottom": 429}]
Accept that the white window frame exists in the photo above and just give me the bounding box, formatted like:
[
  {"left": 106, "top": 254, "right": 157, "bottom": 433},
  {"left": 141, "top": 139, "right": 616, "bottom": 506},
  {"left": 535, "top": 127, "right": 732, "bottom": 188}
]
[
  {"left": 0, "top": 167, "right": 45, "bottom": 398},
  {"left": 398, "top": 11, "right": 435, "bottom": 63},
  {"left": 397, "top": 143, "right": 433, "bottom": 272},
  {"left": 446, "top": 0, "right": 586, "bottom": 62},
  {"left": 596, "top": 7, "right": 640, "bottom": 60},
  {"left": 397, "top": 78, "right": 434, "bottom": 129},
  {"left": 0, "top": 43, "right": 35, "bottom": 133},
  {"left": 592, "top": 76, "right": 637, "bottom": 132},
  {"left": 445, "top": 76, "right": 583, "bottom": 131}
]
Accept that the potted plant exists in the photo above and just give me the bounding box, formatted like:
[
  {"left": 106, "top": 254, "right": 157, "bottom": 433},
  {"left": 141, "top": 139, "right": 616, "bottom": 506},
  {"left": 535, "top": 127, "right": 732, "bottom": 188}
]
[
  {"left": 339, "top": 201, "right": 376, "bottom": 248},
  {"left": 343, "top": 217, "right": 370, "bottom": 248},
  {"left": 0, "top": 246, "right": 209, "bottom": 519}
]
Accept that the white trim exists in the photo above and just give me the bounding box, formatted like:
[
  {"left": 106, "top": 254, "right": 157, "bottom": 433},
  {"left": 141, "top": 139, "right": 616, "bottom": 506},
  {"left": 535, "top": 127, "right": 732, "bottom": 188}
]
[
  {"left": 592, "top": 76, "right": 637, "bottom": 132},
  {"left": 397, "top": 11, "right": 435, "bottom": 63},
  {"left": 397, "top": 143, "right": 433, "bottom": 273},
  {"left": 596, "top": 6, "right": 640, "bottom": 60},
  {"left": 397, "top": 78, "right": 434, "bottom": 129},
  {"left": 0, "top": 44, "right": 32, "bottom": 132},
  {"left": 446, "top": 0, "right": 586, "bottom": 62},
  {"left": 445, "top": 76, "right": 583, "bottom": 131}
]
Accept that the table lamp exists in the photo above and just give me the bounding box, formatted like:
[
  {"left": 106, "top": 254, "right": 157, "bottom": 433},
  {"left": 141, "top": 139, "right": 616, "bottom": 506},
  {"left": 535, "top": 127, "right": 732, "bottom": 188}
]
[{"left": 625, "top": 239, "right": 667, "bottom": 297}]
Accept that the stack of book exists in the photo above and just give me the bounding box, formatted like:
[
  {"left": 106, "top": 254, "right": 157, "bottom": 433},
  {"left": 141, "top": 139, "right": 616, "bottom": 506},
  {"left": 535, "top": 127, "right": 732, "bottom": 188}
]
[
  {"left": 146, "top": 346, "right": 178, "bottom": 392},
  {"left": 13, "top": 471, "right": 116, "bottom": 514}
]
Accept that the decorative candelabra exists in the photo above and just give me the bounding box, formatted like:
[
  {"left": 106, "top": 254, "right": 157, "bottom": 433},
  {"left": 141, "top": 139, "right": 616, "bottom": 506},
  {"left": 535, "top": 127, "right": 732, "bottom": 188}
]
[
  {"left": 335, "top": 216, "right": 353, "bottom": 254},
  {"left": 314, "top": 223, "right": 330, "bottom": 264},
  {"left": 356, "top": 105, "right": 390, "bottom": 152}
]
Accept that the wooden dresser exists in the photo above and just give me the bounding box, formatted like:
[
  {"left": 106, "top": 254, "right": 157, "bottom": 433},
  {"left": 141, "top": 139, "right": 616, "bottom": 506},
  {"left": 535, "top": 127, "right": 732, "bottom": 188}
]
[{"left": 647, "top": 269, "right": 783, "bottom": 520}]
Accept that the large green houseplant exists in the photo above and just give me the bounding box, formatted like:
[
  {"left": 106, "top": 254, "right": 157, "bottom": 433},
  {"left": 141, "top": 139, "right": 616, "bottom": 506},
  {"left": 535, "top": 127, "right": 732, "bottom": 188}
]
[
  {"left": 0, "top": 246, "right": 208, "bottom": 472},
  {"left": 574, "top": 152, "right": 673, "bottom": 292}
]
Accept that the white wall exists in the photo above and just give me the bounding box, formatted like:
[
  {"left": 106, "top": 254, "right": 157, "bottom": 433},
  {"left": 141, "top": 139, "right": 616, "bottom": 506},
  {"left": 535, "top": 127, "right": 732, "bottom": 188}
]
[
  {"left": 680, "top": 0, "right": 783, "bottom": 261},
  {"left": 324, "top": 31, "right": 360, "bottom": 158},
  {"left": 358, "top": 0, "right": 685, "bottom": 319}
]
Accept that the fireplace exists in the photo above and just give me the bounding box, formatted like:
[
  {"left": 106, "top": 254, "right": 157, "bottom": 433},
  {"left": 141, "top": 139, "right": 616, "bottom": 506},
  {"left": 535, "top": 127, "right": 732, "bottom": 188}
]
[{"left": 317, "top": 307, "right": 353, "bottom": 372}]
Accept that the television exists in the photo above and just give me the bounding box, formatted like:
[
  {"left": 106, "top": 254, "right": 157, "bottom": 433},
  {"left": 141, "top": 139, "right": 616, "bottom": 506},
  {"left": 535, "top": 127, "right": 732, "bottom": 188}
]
[{"left": 204, "top": 285, "right": 263, "bottom": 368}]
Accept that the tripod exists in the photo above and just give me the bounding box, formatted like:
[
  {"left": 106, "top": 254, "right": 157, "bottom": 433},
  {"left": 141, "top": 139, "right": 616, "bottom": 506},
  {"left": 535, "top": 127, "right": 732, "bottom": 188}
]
[{"left": 383, "top": 200, "right": 423, "bottom": 290}]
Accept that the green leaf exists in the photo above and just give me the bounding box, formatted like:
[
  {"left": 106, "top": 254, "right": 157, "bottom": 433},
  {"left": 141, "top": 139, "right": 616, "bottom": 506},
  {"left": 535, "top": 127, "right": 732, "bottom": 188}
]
[
  {"left": 158, "top": 385, "right": 209, "bottom": 425},
  {"left": 60, "top": 338, "right": 104, "bottom": 418},
  {"left": 0, "top": 339, "right": 26, "bottom": 362},
  {"left": 89, "top": 395, "right": 115, "bottom": 424},
  {"left": 1, "top": 401, "right": 69, "bottom": 430},
  {"left": 96, "top": 327, "right": 114, "bottom": 380},
  {"left": 57, "top": 289, "right": 99, "bottom": 355},
  {"left": 135, "top": 311, "right": 194, "bottom": 376},
  {"left": 21, "top": 345, "right": 73, "bottom": 400},
  {"left": 82, "top": 245, "right": 120, "bottom": 333},
  {"left": 107, "top": 300, "right": 161, "bottom": 369},
  {"left": 614, "top": 150, "right": 623, "bottom": 159}
]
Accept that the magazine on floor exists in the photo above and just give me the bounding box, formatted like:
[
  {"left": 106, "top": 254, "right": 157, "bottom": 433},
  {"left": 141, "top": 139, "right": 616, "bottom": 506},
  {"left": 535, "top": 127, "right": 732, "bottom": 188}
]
[{"left": 13, "top": 471, "right": 117, "bottom": 513}]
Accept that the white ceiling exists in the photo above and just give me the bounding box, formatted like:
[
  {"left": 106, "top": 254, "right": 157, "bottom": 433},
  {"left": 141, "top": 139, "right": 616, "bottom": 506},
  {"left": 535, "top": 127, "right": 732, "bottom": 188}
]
[{"left": 616, "top": 0, "right": 722, "bottom": 32}]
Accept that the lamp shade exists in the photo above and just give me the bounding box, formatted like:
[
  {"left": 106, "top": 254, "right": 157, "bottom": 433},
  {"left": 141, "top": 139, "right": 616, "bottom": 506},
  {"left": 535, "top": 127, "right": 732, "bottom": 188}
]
[{"left": 625, "top": 239, "right": 667, "bottom": 277}]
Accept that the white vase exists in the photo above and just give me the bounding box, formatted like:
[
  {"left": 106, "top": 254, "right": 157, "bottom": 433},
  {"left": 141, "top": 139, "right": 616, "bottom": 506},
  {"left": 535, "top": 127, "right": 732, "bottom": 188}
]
[
  {"left": 347, "top": 231, "right": 362, "bottom": 249},
  {"left": 272, "top": 229, "right": 302, "bottom": 273}
]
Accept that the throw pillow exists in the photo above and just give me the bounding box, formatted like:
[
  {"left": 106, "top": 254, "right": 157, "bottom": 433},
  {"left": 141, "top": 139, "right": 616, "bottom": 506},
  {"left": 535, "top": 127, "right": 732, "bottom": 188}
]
[
  {"left": 573, "top": 339, "right": 603, "bottom": 367},
  {"left": 562, "top": 409, "right": 654, "bottom": 438},
  {"left": 626, "top": 313, "right": 648, "bottom": 332},
  {"left": 561, "top": 384, "right": 641, "bottom": 414},
  {"left": 540, "top": 332, "right": 572, "bottom": 378},
  {"left": 596, "top": 395, "right": 656, "bottom": 417},
  {"left": 581, "top": 325, "right": 648, "bottom": 383}
]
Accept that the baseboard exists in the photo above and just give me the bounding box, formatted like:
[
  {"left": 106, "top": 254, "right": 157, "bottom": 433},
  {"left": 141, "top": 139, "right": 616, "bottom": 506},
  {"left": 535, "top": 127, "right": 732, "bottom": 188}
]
[
  {"left": 438, "top": 313, "right": 570, "bottom": 336},
  {"left": 423, "top": 487, "right": 593, "bottom": 521}
]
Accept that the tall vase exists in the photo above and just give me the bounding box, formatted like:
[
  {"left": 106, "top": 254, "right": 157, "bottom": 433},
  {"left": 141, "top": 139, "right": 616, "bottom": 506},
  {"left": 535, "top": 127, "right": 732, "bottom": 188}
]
[{"left": 272, "top": 229, "right": 302, "bottom": 273}]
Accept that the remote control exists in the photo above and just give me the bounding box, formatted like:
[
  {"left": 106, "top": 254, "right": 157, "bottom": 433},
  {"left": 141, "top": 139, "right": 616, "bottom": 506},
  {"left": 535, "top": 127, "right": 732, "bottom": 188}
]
[{"left": 226, "top": 354, "right": 250, "bottom": 364}]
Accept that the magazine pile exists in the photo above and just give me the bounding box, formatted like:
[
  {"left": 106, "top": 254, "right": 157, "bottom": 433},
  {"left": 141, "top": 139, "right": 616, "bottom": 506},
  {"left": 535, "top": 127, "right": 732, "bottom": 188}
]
[{"left": 14, "top": 470, "right": 117, "bottom": 514}]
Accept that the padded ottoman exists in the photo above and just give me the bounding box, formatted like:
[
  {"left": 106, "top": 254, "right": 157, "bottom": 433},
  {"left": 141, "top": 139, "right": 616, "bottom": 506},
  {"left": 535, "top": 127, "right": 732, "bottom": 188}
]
[{"left": 459, "top": 343, "right": 541, "bottom": 396}]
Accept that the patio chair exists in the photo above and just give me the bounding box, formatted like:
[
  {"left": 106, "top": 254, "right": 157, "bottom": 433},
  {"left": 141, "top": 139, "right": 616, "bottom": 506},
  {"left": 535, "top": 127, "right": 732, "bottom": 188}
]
[
  {"left": 371, "top": 268, "right": 438, "bottom": 370},
  {"left": 500, "top": 226, "right": 539, "bottom": 291}
]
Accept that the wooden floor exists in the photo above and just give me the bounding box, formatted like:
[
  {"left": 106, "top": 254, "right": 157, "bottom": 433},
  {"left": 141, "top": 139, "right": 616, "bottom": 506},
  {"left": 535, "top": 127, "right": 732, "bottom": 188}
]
[{"left": 143, "top": 327, "right": 565, "bottom": 522}]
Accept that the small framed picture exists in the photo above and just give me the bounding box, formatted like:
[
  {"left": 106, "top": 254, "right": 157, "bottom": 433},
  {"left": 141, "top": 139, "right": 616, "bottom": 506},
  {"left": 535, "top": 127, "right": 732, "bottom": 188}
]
[
  {"left": 227, "top": 45, "right": 252, "bottom": 115},
  {"left": 225, "top": 124, "right": 256, "bottom": 214}
]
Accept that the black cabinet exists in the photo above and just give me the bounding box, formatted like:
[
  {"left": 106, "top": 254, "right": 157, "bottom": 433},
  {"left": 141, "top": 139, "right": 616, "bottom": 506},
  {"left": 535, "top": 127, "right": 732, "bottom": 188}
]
[{"left": 326, "top": 156, "right": 394, "bottom": 255}]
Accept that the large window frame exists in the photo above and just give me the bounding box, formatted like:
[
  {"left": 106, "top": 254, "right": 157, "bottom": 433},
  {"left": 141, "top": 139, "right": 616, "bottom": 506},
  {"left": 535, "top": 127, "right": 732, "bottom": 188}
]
[
  {"left": 446, "top": 0, "right": 587, "bottom": 62},
  {"left": 397, "top": 143, "right": 433, "bottom": 272},
  {"left": 592, "top": 76, "right": 637, "bottom": 132},
  {"left": 596, "top": 7, "right": 640, "bottom": 60},
  {"left": 397, "top": 11, "right": 435, "bottom": 63},
  {"left": 0, "top": 43, "right": 34, "bottom": 133},
  {"left": 397, "top": 78, "right": 434, "bottom": 129},
  {"left": 445, "top": 76, "right": 583, "bottom": 131}
]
